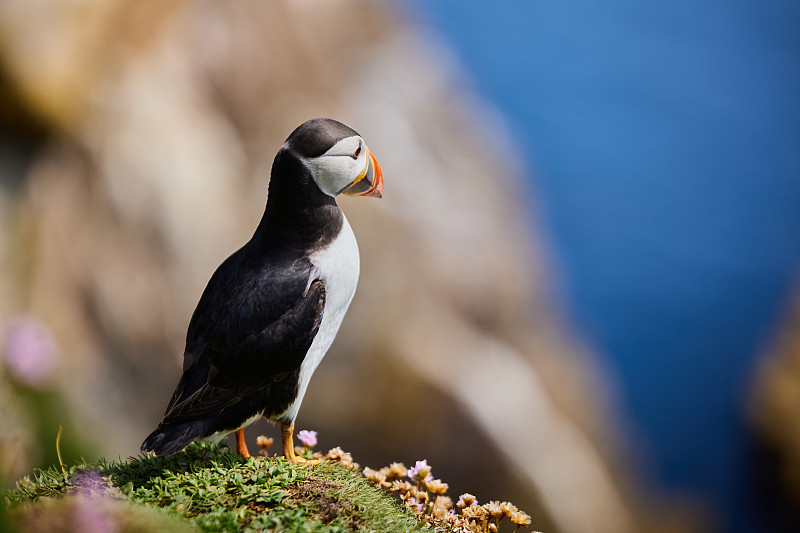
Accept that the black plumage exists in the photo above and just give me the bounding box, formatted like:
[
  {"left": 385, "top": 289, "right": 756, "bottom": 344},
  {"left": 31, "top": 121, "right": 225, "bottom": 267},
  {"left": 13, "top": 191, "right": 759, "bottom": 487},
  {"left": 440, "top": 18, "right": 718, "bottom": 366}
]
[{"left": 141, "top": 118, "right": 378, "bottom": 457}]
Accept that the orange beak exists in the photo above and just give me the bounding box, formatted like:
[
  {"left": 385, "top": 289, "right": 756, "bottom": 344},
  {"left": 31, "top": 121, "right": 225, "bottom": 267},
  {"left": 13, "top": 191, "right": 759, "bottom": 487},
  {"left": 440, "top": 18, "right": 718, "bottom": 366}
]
[{"left": 343, "top": 150, "right": 384, "bottom": 198}]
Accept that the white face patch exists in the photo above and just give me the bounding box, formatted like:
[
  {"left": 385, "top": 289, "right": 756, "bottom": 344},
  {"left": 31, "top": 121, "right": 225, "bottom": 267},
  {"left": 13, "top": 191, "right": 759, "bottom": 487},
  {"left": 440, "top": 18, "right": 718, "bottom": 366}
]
[{"left": 300, "top": 136, "right": 370, "bottom": 197}]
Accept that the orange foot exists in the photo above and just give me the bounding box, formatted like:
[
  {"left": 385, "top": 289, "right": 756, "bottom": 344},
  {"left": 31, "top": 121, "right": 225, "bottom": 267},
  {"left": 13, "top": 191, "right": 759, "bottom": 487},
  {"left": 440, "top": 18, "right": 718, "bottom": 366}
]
[{"left": 280, "top": 422, "right": 319, "bottom": 464}]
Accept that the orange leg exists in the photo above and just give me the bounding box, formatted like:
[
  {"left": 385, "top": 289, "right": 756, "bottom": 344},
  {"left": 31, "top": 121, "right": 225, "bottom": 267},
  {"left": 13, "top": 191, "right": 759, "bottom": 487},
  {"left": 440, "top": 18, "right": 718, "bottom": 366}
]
[
  {"left": 280, "top": 422, "right": 296, "bottom": 462},
  {"left": 280, "top": 422, "right": 318, "bottom": 464},
  {"left": 235, "top": 428, "right": 251, "bottom": 458}
]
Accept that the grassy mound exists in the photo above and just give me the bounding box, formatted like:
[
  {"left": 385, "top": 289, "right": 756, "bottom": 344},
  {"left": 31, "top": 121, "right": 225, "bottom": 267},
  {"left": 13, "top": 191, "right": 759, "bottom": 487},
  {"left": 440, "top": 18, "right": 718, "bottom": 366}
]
[{"left": 2, "top": 443, "right": 429, "bottom": 533}]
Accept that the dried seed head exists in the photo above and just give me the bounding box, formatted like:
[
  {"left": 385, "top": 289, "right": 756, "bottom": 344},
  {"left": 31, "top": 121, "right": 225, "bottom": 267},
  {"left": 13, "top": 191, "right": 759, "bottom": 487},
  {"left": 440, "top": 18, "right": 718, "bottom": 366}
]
[
  {"left": 461, "top": 504, "right": 488, "bottom": 521},
  {"left": 326, "top": 447, "right": 357, "bottom": 469},
  {"left": 500, "top": 501, "right": 519, "bottom": 517},
  {"left": 451, "top": 515, "right": 476, "bottom": 533},
  {"left": 390, "top": 480, "right": 415, "bottom": 494},
  {"left": 431, "top": 504, "right": 450, "bottom": 520},
  {"left": 432, "top": 495, "right": 453, "bottom": 517},
  {"left": 457, "top": 493, "right": 477, "bottom": 509},
  {"left": 389, "top": 462, "right": 408, "bottom": 478},
  {"left": 362, "top": 467, "right": 388, "bottom": 487},
  {"left": 326, "top": 446, "right": 346, "bottom": 459},
  {"left": 484, "top": 501, "right": 504, "bottom": 519},
  {"left": 256, "top": 435, "right": 273, "bottom": 448},
  {"left": 373, "top": 471, "right": 390, "bottom": 489},
  {"left": 510, "top": 511, "right": 532, "bottom": 526},
  {"left": 426, "top": 479, "right": 449, "bottom": 495},
  {"left": 399, "top": 489, "right": 416, "bottom": 502}
]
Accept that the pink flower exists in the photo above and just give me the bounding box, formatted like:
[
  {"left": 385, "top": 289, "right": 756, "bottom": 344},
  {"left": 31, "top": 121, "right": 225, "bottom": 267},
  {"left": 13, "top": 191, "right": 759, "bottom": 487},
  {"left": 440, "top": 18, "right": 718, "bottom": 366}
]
[
  {"left": 71, "top": 469, "right": 117, "bottom": 533},
  {"left": 408, "top": 460, "right": 433, "bottom": 483},
  {"left": 72, "top": 469, "right": 110, "bottom": 496},
  {"left": 2, "top": 316, "right": 59, "bottom": 388},
  {"left": 408, "top": 497, "right": 424, "bottom": 512},
  {"left": 73, "top": 495, "right": 117, "bottom": 533},
  {"left": 297, "top": 429, "right": 317, "bottom": 448}
]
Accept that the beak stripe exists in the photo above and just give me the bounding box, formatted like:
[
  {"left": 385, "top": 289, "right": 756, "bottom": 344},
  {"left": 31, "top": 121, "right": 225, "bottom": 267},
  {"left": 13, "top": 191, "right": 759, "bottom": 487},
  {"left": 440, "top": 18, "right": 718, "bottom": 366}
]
[{"left": 341, "top": 149, "right": 383, "bottom": 198}]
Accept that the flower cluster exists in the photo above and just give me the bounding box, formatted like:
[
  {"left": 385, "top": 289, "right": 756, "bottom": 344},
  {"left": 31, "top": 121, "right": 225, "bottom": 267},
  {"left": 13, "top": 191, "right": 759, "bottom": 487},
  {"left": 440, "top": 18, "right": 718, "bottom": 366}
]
[
  {"left": 297, "top": 429, "right": 317, "bottom": 448},
  {"left": 2, "top": 315, "right": 59, "bottom": 389},
  {"left": 255, "top": 435, "right": 274, "bottom": 456},
  {"left": 363, "top": 460, "right": 534, "bottom": 533},
  {"left": 293, "top": 429, "right": 321, "bottom": 461},
  {"left": 323, "top": 446, "right": 359, "bottom": 470},
  {"left": 407, "top": 459, "right": 433, "bottom": 483},
  {"left": 70, "top": 469, "right": 114, "bottom": 497},
  {"left": 254, "top": 429, "right": 359, "bottom": 469}
]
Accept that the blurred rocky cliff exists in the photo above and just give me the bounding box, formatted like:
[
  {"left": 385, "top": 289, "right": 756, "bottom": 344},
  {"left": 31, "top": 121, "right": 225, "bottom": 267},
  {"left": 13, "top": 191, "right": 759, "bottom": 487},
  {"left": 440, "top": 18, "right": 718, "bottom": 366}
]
[
  {"left": 750, "top": 287, "right": 800, "bottom": 525},
  {"left": 0, "top": 1, "right": 699, "bottom": 531}
]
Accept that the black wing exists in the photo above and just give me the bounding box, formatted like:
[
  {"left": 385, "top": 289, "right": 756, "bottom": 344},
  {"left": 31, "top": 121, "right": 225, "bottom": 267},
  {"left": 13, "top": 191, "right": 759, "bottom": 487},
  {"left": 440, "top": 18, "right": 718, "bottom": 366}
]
[{"left": 159, "top": 249, "right": 325, "bottom": 426}]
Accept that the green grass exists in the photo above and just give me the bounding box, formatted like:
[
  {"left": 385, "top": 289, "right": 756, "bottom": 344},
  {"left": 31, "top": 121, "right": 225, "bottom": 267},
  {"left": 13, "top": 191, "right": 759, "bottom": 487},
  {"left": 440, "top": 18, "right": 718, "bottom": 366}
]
[{"left": 3, "top": 443, "right": 431, "bottom": 533}]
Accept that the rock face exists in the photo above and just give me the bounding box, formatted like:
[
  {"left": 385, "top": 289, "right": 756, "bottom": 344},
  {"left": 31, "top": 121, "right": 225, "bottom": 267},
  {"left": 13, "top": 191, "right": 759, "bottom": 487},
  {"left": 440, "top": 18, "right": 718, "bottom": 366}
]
[
  {"left": 751, "top": 289, "right": 800, "bottom": 514},
  {"left": 0, "top": 1, "right": 677, "bottom": 531}
]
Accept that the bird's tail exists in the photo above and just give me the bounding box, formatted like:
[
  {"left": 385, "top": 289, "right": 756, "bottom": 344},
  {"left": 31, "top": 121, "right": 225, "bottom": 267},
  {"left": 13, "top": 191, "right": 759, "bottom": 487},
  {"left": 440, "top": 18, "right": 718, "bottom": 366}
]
[{"left": 141, "top": 422, "right": 208, "bottom": 456}]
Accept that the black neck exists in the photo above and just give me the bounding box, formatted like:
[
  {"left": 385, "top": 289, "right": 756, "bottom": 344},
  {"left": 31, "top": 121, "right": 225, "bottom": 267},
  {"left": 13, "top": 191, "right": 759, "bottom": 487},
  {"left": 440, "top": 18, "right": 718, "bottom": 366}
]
[{"left": 254, "top": 149, "right": 343, "bottom": 254}]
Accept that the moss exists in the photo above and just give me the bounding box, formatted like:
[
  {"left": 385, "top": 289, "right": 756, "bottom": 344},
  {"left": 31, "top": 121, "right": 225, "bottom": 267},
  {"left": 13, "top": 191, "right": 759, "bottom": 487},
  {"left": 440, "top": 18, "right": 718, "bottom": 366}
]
[{"left": 3, "top": 443, "right": 430, "bottom": 533}]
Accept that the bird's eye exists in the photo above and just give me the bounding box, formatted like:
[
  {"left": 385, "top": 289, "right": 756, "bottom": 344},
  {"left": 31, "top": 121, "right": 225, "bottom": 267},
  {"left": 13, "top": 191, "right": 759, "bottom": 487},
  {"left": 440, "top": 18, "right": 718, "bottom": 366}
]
[{"left": 351, "top": 143, "right": 362, "bottom": 159}]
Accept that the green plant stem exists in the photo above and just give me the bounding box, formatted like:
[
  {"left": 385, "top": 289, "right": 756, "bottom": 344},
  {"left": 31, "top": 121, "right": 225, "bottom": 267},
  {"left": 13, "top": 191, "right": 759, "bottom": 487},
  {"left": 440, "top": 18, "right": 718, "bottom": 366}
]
[{"left": 55, "top": 425, "right": 67, "bottom": 480}]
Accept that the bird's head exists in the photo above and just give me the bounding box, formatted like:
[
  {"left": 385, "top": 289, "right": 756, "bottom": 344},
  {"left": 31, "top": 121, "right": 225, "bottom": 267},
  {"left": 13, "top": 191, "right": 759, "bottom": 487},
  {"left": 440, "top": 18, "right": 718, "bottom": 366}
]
[{"left": 283, "top": 118, "right": 384, "bottom": 199}]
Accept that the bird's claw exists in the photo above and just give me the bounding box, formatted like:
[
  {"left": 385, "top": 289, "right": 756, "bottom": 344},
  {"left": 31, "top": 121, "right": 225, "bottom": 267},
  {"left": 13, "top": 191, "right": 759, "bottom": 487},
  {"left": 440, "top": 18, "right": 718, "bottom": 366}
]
[{"left": 292, "top": 456, "right": 320, "bottom": 465}]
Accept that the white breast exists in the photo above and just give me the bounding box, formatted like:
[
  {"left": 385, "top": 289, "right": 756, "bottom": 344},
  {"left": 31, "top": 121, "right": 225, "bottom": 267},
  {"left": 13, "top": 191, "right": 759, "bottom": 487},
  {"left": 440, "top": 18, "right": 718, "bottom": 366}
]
[{"left": 277, "top": 213, "right": 360, "bottom": 423}]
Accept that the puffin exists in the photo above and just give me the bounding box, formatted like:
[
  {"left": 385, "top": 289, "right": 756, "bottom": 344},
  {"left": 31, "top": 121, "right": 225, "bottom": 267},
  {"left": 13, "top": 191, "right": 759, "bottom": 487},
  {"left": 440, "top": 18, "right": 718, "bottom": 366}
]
[{"left": 141, "top": 118, "right": 383, "bottom": 461}]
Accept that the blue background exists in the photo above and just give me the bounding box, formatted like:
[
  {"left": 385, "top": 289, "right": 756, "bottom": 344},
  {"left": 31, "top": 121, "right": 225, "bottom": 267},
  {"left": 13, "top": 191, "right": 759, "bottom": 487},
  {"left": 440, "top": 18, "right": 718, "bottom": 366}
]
[{"left": 411, "top": 1, "right": 800, "bottom": 531}]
